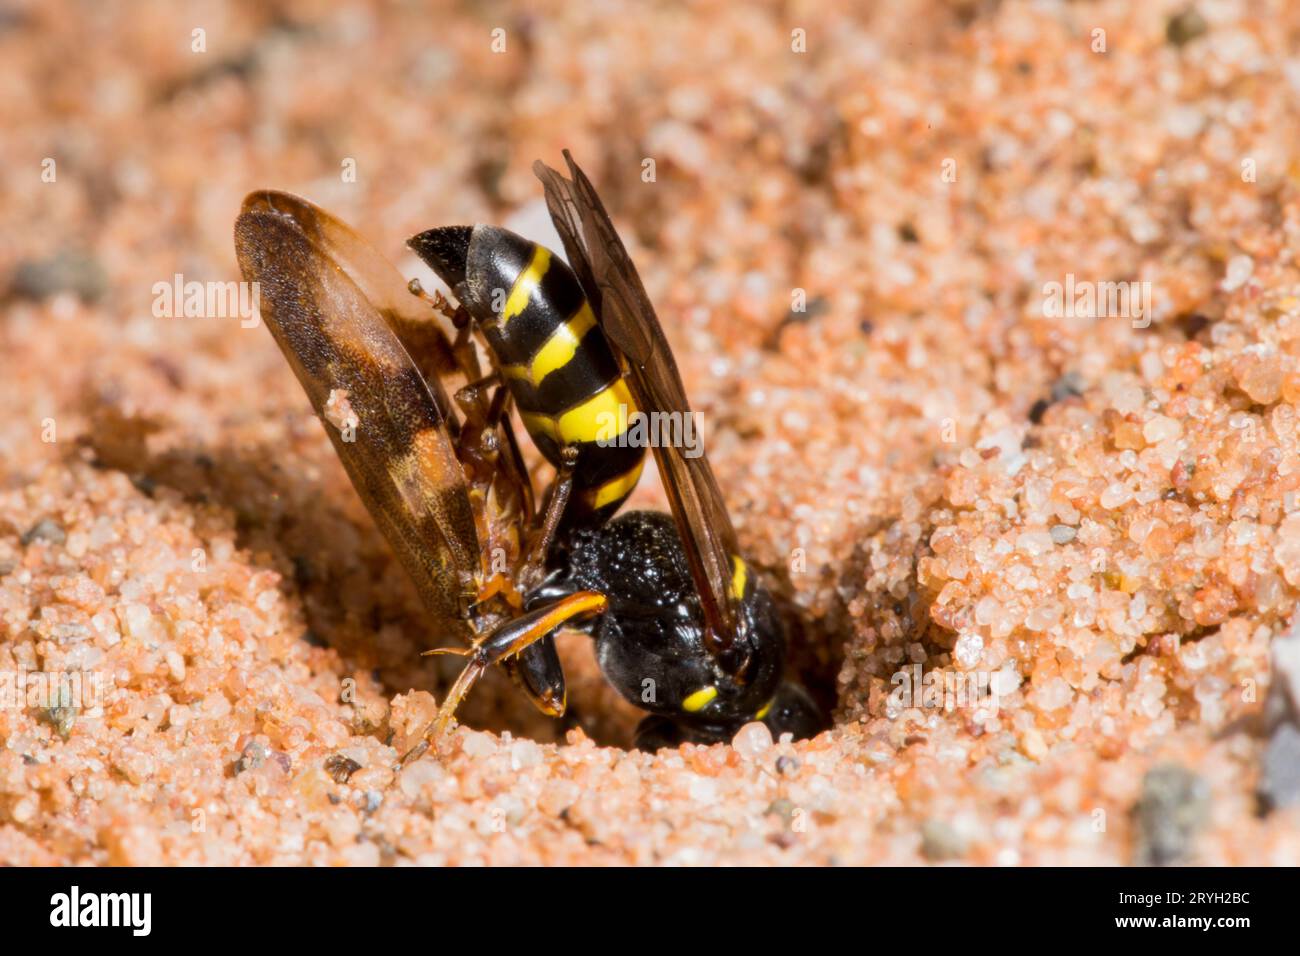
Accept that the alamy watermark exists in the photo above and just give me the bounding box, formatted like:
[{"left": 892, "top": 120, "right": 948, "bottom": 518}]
[
  {"left": 152, "top": 274, "right": 261, "bottom": 328},
  {"left": 50, "top": 886, "right": 151, "bottom": 936},
  {"left": 1, "top": 668, "right": 108, "bottom": 716},
  {"left": 888, "top": 664, "right": 1000, "bottom": 716},
  {"left": 1042, "top": 273, "right": 1152, "bottom": 329},
  {"left": 596, "top": 404, "right": 704, "bottom": 459}
]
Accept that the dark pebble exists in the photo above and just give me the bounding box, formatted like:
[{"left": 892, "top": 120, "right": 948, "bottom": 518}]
[
  {"left": 21, "top": 518, "right": 66, "bottom": 546},
  {"left": 1134, "top": 763, "right": 1209, "bottom": 865},
  {"left": 38, "top": 706, "right": 77, "bottom": 739},
  {"left": 1259, "top": 723, "right": 1300, "bottom": 812},
  {"left": 1166, "top": 7, "right": 1208, "bottom": 47},
  {"left": 235, "top": 739, "right": 269, "bottom": 774},
  {"left": 920, "top": 818, "right": 967, "bottom": 861},
  {"left": 325, "top": 753, "right": 363, "bottom": 784},
  {"left": 9, "top": 249, "right": 108, "bottom": 303}
]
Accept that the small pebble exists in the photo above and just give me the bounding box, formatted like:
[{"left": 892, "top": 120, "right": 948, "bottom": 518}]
[
  {"left": 21, "top": 519, "right": 66, "bottom": 546},
  {"left": 920, "top": 819, "right": 967, "bottom": 861},
  {"left": 510, "top": 738, "right": 544, "bottom": 770},
  {"left": 1258, "top": 723, "right": 1300, "bottom": 811},
  {"left": 1166, "top": 7, "right": 1208, "bottom": 47},
  {"left": 1134, "top": 764, "right": 1210, "bottom": 865},
  {"left": 954, "top": 632, "right": 984, "bottom": 668},
  {"left": 10, "top": 249, "right": 107, "bottom": 302},
  {"left": 235, "top": 739, "right": 269, "bottom": 775},
  {"left": 324, "top": 754, "right": 362, "bottom": 784},
  {"left": 1049, "top": 524, "right": 1076, "bottom": 544},
  {"left": 732, "top": 721, "right": 773, "bottom": 759}
]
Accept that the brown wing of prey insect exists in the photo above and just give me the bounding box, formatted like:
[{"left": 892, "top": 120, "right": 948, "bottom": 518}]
[
  {"left": 532, "top": 152, "right": 750, "bottom": 659},
  {"left": 236, "top": 191, "right": 607, "bottom": 758},
  {"left": 234, "top": 191, "right": 482, "bottom": 637}
]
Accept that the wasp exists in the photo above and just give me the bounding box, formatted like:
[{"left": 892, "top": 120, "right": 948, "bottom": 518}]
[{"left": 234, "top": 152, "right": 822, "bottom": 759}]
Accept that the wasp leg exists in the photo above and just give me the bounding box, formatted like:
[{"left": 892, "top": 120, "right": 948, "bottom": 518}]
[
  {"left": 408, "top": 278, "right": 483, "bottom": 382},
  {"left": 440, "top": 294, "right": 538, "bottom": 522},
  {"left": 448, "top": 306, "right": 483, "bottom": 382},
  {"left": 516, "top": 445, "right": 578, "bottom": 591},
  {"left": 394, "top": 279, "right": 469, "bottom": 433},
  {"left": 407, "top": 277, "right": 458, "bottom": 321},
  {"left": 454, "top": 373, "right": 503, "bottom": 438},
  {"left": 450, "top": 380, "right": 505, "bottom": 511},
  {"left": 399, "top": 591, "right": 608, "bottom": 767},
  {"left": 457, "top": 383, "right": 529, "bottom": 517},
  {"left": 497, "top": 408, "right": 536, "bottom": 522},
  {"left": 453, "top": 382, "right": 530, "bottom": 597}
]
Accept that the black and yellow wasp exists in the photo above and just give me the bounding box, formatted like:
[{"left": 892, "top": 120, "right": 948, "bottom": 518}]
[{"left": 234, "top": 152, "right": 821, "bottom": 758}]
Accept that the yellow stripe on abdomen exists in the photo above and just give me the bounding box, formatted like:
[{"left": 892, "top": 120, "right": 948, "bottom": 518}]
[
  {"left": 519, "top": 409, "right": 559, "bottom": 444},
  {"left": 531, "top": 303, "right": 597, "bottom": 383},
  {"left": 524, "top": 378, "right": 637, "bottom": 447},
  {"left": 584, "top": 459, "right": 645, "bottom": 511},
  {"left": 556, "top": 378, "right": 635, "bottom": 445},
  {"left": 500, "top": 245, "right": 551, "bottom": 324},
  {"left": 502, "top": 302, "right": 597, "bottom": 387}
]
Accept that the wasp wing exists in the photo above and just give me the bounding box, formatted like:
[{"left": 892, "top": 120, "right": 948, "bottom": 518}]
[
  {"left": 532, "top": 154, "right": 747, "bottom": 657},
  {"left": 235, "top": 191, "right": 480, "bottom": 634},
  {"left": 245, "top": 190, "right": 463, "bottom": 419}
]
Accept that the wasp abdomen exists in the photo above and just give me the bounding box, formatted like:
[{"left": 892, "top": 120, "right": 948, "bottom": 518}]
[{"left": 410, "top": 225, "right": 645, "bottom": 525}]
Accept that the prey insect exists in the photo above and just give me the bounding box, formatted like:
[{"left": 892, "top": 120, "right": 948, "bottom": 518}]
[{"left": 233, "top": 152, "right": 822, "bottom": 760}]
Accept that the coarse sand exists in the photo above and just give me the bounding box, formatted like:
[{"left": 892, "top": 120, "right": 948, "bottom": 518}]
[{"left": 3, "top": 0, "right": 1300, "bottom": 864}]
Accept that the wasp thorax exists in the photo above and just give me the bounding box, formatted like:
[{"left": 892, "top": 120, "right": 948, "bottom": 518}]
[{"left": 541, "top": 511, "right": 786, "bottom": 726}]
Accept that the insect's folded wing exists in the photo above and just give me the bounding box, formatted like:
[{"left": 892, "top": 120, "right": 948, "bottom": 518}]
[
  {"left": 235, "top": 192, "right": 480, "bottom": 632},
  {"left": 532, "top": 160, "right": 603, "bottom": 314},
  {"left": 532, "top": 155, "right": 747, "bottom": 656},
  {"left": 245, "top": 191, "right": 461, "bottom": 413}
]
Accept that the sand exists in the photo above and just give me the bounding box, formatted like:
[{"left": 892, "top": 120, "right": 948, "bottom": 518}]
[{"left": 2, "top": 0, "right": 1300, "bottom": 864}]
